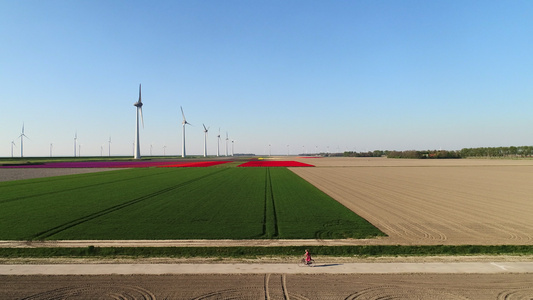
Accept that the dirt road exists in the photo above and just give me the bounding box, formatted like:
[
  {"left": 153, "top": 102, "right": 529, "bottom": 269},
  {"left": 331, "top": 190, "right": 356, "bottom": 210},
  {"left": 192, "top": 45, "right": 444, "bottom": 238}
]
[{"left": 3, "top": 261, "right": 533, "bottom": 275}]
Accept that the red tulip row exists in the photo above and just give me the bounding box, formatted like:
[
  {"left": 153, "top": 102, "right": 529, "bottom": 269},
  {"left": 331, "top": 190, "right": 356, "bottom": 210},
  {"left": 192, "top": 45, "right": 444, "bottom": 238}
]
[
  {"left": 237, "top": 160, "right": 314, "bottom": 167},
  {"left": 159, "top": 161, "right": 233, "bottom": 167}
]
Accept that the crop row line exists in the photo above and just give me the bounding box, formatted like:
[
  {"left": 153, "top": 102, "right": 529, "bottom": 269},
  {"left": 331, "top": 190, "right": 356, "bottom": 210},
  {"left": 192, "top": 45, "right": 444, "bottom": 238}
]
[{"left": 30, "top": 168, "right": 229, "bottom": 240}]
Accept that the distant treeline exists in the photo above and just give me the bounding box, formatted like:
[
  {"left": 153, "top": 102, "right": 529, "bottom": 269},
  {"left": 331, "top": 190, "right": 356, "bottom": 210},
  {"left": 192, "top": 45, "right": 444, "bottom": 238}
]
[
  {"left": 342, "top": 146, "right": 533, "bottom": 159},
  {"left": 343, "top": 150, "right": 460, "bottom": 159},
  {"left": 459, "top": 146, "right": 533, "bottom": 158}
]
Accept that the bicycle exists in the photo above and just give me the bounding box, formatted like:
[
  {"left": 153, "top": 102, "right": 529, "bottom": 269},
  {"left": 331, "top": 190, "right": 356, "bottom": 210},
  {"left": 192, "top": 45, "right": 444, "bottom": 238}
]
[{"left": 298, "top": 258, "right": 315, "bottom": 267}]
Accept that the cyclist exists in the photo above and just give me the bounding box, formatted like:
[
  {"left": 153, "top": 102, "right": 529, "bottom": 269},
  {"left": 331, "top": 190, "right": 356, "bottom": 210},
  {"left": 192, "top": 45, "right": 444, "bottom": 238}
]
[{"left": 304, "top": 249, "right": 312, "bottom": 265}]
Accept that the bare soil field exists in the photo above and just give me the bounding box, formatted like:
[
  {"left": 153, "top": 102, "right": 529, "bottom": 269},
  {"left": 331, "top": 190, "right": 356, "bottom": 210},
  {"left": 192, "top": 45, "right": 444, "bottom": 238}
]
[
  {"left": 296, "top": 156, "right": 533, "bottom": 167},
  {"left": 291, "top": 157, "right": 533, "bottom": 245},
  {"left": 2, "top": 273, "right": 532, "bottom": 299}
]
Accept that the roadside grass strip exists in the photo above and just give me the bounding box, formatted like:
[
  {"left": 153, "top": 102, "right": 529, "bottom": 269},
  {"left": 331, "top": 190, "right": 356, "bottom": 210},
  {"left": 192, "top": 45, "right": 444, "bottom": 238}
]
[
  {"left": 2, "top": 245, "right": 533, "bottom": 258},
  {"left": 0, "top": 167, "right": 383, "bottom": 240},
  {"left": 159, "top": 161, "right": 233, "bottom": 167},
  {"left": 237, "top": 161, "right": 314, "bottom": 167}
]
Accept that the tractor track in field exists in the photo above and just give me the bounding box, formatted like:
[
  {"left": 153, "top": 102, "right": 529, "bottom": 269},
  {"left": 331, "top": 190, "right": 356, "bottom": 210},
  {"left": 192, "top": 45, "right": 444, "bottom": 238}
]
[
  {"left": 262, "top": 168, "right": 279, "bottom": 239},
  {"left": 30, "top": 168, "right": 230, "bottom": 240}
]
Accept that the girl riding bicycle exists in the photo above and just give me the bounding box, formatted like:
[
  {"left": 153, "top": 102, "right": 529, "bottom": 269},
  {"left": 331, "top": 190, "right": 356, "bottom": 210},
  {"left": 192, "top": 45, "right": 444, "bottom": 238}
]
[{"left": 304, "top": 249, "right": 312, "bottom": 265}]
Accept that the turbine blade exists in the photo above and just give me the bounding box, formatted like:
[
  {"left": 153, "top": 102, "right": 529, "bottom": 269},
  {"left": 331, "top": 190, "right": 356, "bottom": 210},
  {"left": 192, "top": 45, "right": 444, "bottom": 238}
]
[
  {"left": 180, "top": 106, "right": 186, "bottom": 121},
  {"left": 138, "top": 84, "right": 142, "bottom": 103},
  {"left": 203, "top": 124, "right": 207, "bottom": 131}
]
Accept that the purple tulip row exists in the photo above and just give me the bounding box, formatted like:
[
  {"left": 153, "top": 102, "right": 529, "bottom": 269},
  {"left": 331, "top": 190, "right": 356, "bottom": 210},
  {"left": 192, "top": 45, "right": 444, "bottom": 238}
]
[{"left": 1, "top": 161, "right": 181, "bottom": 168}]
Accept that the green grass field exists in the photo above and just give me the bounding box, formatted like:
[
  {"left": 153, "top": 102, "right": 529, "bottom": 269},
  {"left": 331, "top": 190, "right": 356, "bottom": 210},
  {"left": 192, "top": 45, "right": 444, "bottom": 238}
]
[{"left": 0, "top": 167, "right": 385, "bottom": 240}]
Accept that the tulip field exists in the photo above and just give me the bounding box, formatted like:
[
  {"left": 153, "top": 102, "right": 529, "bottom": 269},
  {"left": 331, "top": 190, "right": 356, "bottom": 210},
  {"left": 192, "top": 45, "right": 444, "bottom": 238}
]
[
  {"left": 0, "top": 164, "right": 383, "bottom": 240},
  {"left": 1, "top": 160, "right": 232, "bottom": 168}
]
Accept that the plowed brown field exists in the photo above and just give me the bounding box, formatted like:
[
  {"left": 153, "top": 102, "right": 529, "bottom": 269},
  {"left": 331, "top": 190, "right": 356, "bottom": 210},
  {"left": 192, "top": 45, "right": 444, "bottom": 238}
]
[
  {"left": 2, "top": 273, "right": 533, "bottom": 299},
  {"left": 291, "top": 157, "right": 533, "bottom": 245}
]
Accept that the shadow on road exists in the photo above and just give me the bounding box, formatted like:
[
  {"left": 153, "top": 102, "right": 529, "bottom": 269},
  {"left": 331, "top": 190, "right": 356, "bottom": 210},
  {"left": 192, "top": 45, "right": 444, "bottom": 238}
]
[{"left": 313, "top": 264, "right": 343, "bottom": 268}]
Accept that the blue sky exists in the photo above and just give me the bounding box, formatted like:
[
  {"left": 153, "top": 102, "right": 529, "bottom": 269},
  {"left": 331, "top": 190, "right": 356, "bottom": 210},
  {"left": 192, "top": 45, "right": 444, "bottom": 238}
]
[{"left": 1, "top": 0, "right": 532, "bottom": 157}]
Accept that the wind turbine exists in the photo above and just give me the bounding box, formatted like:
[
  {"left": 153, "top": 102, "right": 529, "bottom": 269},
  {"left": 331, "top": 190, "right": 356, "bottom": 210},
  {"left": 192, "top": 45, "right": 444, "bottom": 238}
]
[
  {"left": 180, "top": 106, "right": 191, "bottom": 157},
  {"left": 216, "top": 128, "right": 221, "bottom": 157},
  {"left": 225, "top": 132, "right": 229, "bottom": 156},
  {"left": 133, "top": 84, "right": 144, "bottom": 159},
  {"left": 203, "top": 124, "right": 209, "bottom": 157},
  {"left": 108, "top": 137, "right": 111, "bottom": 157},
  {"left": 18, "top": 123, "right": 29, "bottom": 158},
  {"left": 73, "top": 131, "right": 77, "bottom": 157},
  {"left": 11, "top": 141, "right": 16, "bottom": 158}
]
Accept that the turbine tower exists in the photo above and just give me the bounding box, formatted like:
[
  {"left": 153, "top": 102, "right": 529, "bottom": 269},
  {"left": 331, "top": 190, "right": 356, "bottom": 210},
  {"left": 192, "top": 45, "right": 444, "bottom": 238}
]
[
  {"left": 216, "top": 128, "right": 221, "bottom": 157},
  {"left": 73, "top": 131, "right": 77, "bottom": 157},
  {"left": 108, "top": 137, "right": 111, "bottom": 157},
  {"left": 19, "top": 123, "right": 29, "bottom": 158},
  {"left": 180, "top": 106, "right": 191, "bottom": 157},
  {"left": 133, "top": 84, "right": 144, "bottom": 159},
  {"left": 203, "top": 124, "right": 209, "bottom": 157},
  {"left": 225, "top": 132, "right": 229, "bottom": 156},
  {"left": 11, "top": 141, "right": 16, "bottom": 158}
]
